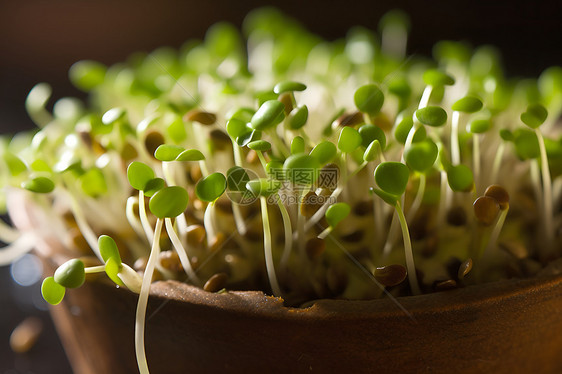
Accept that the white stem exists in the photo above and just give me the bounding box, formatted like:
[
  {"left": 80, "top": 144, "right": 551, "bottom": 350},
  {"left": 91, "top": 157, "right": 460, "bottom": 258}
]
[
  {"left": 451, "top": 111, "right": 461, "bottom": 165},
  {"left": 317, "top": 226, "right": 332, "bottom": 240},
  {"left": 69, "top": 195, "right": 102, "bottom": 261},
  {"left": 138, "top": 191, "right": 154, "bottom": 243},
  {"left": 84, "top": 265, "right": 106, "bottom": 274},
  {"left": 199, "top": 160, "right": 209, "bottom": 178},
  {"left": 260, "top": 196, "right": 282, "bottom": 296},
  {"left": 135, "top": 218, "right": 163, "bottom": 374},
  {"left": 162, "top": 162, "right": 175, "bottom": 185},
  {"left": 165, "top": 218, "right": 200, "bottom": 284},
  {"left": 419, "top": 85, "right": 433, "bottom": 109},
  {"left": 483, "top": 208, "right": 509, "bottom": 256},
  {"left": 231, "top": 203, "right": 248, "bottom": 236},
  {"left": 278, "top": 197, "right": 293, "bottom": 269},
  {"left": 396, "top": 201, "right": 421, "bottom": 295},
  {"left": 407, "top": 173, "right": 426, "bottom": 223},
  {"left": 491, "top": 142, "right": 505, "bottom": 183},
  {"left": 303, "top": 186, "right": 343, "bottom": 233},
  {"left": 530, "top": 160, "right": 543, "bottom": 217},
  {"left": 436, "top": 170, "right": 449, "bottom": 229},
  {"left": 536, "top": 129, "right": 554, "bottom": 251},
  {"left": 382, "top": 211, "right": 399, "bottom": 257},
  {"left": 126, "top": 196, "right": 145, "bottom": 238},
  {"left": 473, "top": 134, "right": 481, "bottom": 193},
  {"left": 232, "top": 140, "right": 243, "bottom": 167},
  {"left": 0, "top": 218, "right": 20, "bottom": 243},
  {"left": 203, "top": 202, "right": 216, "bottom": 244}
]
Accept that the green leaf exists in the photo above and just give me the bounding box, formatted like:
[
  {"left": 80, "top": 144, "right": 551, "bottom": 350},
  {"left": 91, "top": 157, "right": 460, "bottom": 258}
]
[
  {"left": 167, "top": 116, "right": 187, "bottom": 143},
  {"left": 513, "top": 129, "right": 540, "bottom": 160},
  {"left": 236, "top": 129, "right": 261, "bottom": 147},
  {"left": 358, "top": 123, "right": 386, "bottom": 149},
  {"left": 273, "top": 81, "right": 307, "bottom": 94},
  {"left": 354, "top": 84, "right": 384, "bottom": 115},
  {"left": 176, "top": 149, "right": 205, "bottom": 161},
  {"left": 226, "top": 166, "right": 250, "bottom": 191},
  {"left": 452, "top": 96, "right": 483, "bottom": 113},
  {"left": 415, "top": 106, "right": 448, "bottom": 127},
  {"left": 79, "top": 168, "right": 107, "bottom": 197},
  {"left": 195, "top": 172, "right": 227, "bottom": 202},
  {"left": 227, "top": 107, "right": 255, "bottom": 123},
  {"left": 105, "top": 256, "right": 125, "bottom": 287},
  {"left": 149, "top": 186, "right": 189, "bottom": 218},
  {"left": 98, "top": 235, "right": 121, "bottom": 264},
  {"left": 21, "top": 176, "right": 55, "bottom": 193},
  {"left": 54, "top": 259, "right": 85, "bottom": 289},
  {"left": 310, "top": 141, "right": 337, "bottom": 164},
  {"left": 69, "top": 60, "right": 106, "bottom": 91},
  {"left": 447, "top": 164, "right": 474, "bottom": 192},
  {"left": 394, "top": 116, "right": 426, "bottom": 144},
  {"left": 423, "top": 69, "right": 455, "bottom": 86},
  {"left": 388, "top": 75, "right": 411, "bottom": 100},
  {"left": 499, "top": 129, "right": 514, "bottom": 142},
  {"left": 4, "top": 152, "right": 27, "bottom": 176},
  {"left": 404, "top": 140, "right": 438, "bottom": 173},
  {"left": 521, "top": 103, "right": 548, "bottom": 129},
  {"left": 374, "top": 161, "right": 410, "bottom": 196},
  {"left": 291, "top": 136, "right": 305, "bottom": 154},
  {"left": 246, "top": 178, "right": 281, "bottom": 197},
  {"left": 467, "top": 119, "right": 491, "bottom": 134},
  {"left": 250, "top": 100, "right": 285, "bottom": 130},
  {"left": 41, "top": 277, "right": 66, "bottom": 305},
  {"left": 154, "top": 144, "right": 185, "bottom": 161},
  {"left": 226, "top": 118, "right": 251, "bottom": 139},
  {"left": 144, "top": 177, "right": 165, "bottom": 197},
  {"left": 338, "top": 127, "right": 362, "bottom": 153},
  {"left": 364, "top": 140, "right": 381, "bottom": 162},
  {"left": 248, "top": 140, "right": 272, "bottom": 151},
  {"left": 370, "top": 187, "right": 398, "bottom": 206},
  {"left": 283, "top": 153, "right": 320, "bottom": 185},
  {"left": 287, "top": 105, "right": 309, "bottom": 130},
  {"left": 325, "top": 203, "right": 351, "bottom": 228}
]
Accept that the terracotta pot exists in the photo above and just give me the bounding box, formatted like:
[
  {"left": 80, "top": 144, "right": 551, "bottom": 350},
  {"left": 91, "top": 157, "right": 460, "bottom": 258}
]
[{"left": 45, "top": 261, "right": 562, "bottom": 374}]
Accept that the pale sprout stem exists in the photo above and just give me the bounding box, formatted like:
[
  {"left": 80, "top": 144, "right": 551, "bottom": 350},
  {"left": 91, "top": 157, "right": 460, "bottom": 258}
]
[
  {"left": 419, "top": 85, "right": 432, "bottom": 109},
  {"left": 278, "top": 197, "right": 293, "bottom": 269},
  {"left": 436, "top": 170, "right": 449, "bottom": 228},
  {"left": 303, "top": 186, "right": 342, "bottom": 234},
  {"left": 162, "top": 162, "right": 175, "bottom": 185},
  {"left": 203, "top": 202, "right": 216, "bottom": 244},
  {"left": 232, "top": 140, "right": 243, "bottom": 167},
  {"left": 407, "top": 173, "right": 426, "bottom": 223},
  {"left": 473, "top": 134, "right": 481, "bottom": 193},
  {"left": 536, "top": 129, "right": 554, "bottom": 252},
  {"left": 260, "top": 196, "right": 282, "bottom": 297},
  {"left": 451, "top": 111, "right": 461, "bottom": 165},
  {"left": 317, "top": 226, "right": 332, "bottom": 240},
  {"left": 135, "top": 217, "right": 163, "bottom": 374},
  {"left": 198, "top": 160, "right": 210, "bottom": 178},
  {"left": 0, "top": 218, "right": 20, "bottom": 243},
  {"left": 231, "top": 204, "right": 248, "bottom": 236},
  {"left": 483, "top": 208, "right": 509, "bottom": 257},
  {"left": 382, "top": 212, "right": 399, "bottom": 257},
  {"left": 0, "top": 234, "right": 35, "bottom": 266},
  {"left": 165, "top": 218, "right": 200, "bottom": 285},
  {"left": 491, "top": 142, "right": 505, "bottom": 183},
  {"left": 126, "top": 196, "right": 145, "bottom": 238},
  {"left": 84, "top": 265, "right": 106, "bottom": 274},
  {"left": 396, "top": 201, "right": 421, "bottom": 295},
  {"left": 175, "top": 213, "right": 189, "bottom": 248},
  {"left": 530, "top": 160, "right": 544, "bottom": 217},
  {"left": 138, "top": 190, "right": 154, "bottom": 243},
  {"left": 69, "top": 195, "right": 102, "bottom": 261}
]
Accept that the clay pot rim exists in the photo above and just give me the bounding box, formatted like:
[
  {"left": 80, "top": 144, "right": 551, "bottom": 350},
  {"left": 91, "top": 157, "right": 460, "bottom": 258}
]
[{"left": 147, "top": 270, "right": 562, "bottom": 321}]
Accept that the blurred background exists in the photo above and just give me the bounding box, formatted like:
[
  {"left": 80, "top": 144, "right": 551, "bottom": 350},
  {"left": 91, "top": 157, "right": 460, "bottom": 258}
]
[{"left": 0, "top": 0, "right": 560, "bottom": 372}]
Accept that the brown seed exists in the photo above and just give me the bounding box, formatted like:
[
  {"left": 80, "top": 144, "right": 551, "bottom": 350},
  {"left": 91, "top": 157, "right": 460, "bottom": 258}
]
[
  {"left": 203, "top": 272, "right": 228, "bottom": 292},
  {"left": 144, "top": 131, "right": 165, "bottom": 157},
  {"left": 208, "top": 232, "right": 226, "bottom": 252},
  {"left": 434, "top": 279, "right": 457, "bottom": 291},
  {"left": 278, "top": 92, "right": 294, "bottom": 114},
  {"left": 159, "top": 250, "right": 183, "bottom": 273},
  {"left": 186, "top": 225, "right": 206, "bottom": 247},
  {"left": 484, "top": 184, "right": 510, "bottom": 210},
  {"left": 458, "top": 258, "right": 473, "bottom": 280},
  {"left": 373, "top": 112, "right": 393, "bottom": 131},
  {"left": 301, "top": 191, "right": 322, "bottom": 218},
  {"left": 473, "top": 196, "right": 500, "bottom": 225},
  {"left": 335, "top": 111, "right": 364, "bottom": 127},
  {"left": 215, "top": 199, "right": 233, "bottom": 214},
  {"left": 10, "top": 317, "right": 43, "bottom": 353},
  {"left": 184, "top": 109, "right": 216, "bottom": 125},
  {"left": 305, "top": 238, "right": 326, "bottom": 260},
  {"left": 446, "top": 206, "right": 467, "bottom": 226},
  {"left": 120, "top": 141, "right": 138, "bottom": 161},
  {"left": 245, "top": 149, "right": 259, "bottom": 164},
  {"left": 190, "top": 164, "right": 203, "bottom": 183},
  {"left": 210, "top": 129, "right": 232, "bottom": 151},
  {"left": 374, "top": 264, "right": 407, "bottom": 287}
]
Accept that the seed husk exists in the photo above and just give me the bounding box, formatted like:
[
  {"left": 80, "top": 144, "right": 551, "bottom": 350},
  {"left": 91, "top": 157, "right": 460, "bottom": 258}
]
[
  {"left": 434, "top": 279, "right": 457, "bottom": 291},
  {"left": 335, "top": 111, "right": 364, "bottom": 127},
  {"left": 473, "top": 196, "right": 500, "bottom": 225},
  {"left": 484, "top": 184, "right": 510, "bottom": 210},
  {"left": 208, "top": 232, "right": 226, "bottom": 252},
  {"left": 144, "top": 131, "right": 165, "bottom": 157},
  {"left": 457, "top": 258, "right": 473, "bottom": 280},
  {"left": 159, "top": 250, "right": 183, "bottom": 273},
  {"left": 210, "top": 129, "right": 232, "bottom": 151},
  {"left": 184, "top": 109, "right": 217, "bottom": 125},
  {"left": 186, "top": 225, "right": 206, "bottom": 247},
  {"left": 301, "top": 191, "right": 322, "bottom": 218},
  {"left": 374, "top": 264, "right": 407, "bottom": 287},
  {"left": 204, "top": 272, "right": 228, "bottom": 292},
  {"left": 278, "top": 92, "right": 294, "bottom": 114}
]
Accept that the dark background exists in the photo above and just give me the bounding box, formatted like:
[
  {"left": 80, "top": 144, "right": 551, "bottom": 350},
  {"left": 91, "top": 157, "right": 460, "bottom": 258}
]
[{"left": 0, "top": 0, "right": 561, "bottom": 372}]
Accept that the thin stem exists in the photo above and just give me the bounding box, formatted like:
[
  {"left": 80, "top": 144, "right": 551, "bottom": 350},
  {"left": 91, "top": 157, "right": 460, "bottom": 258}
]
[
  {"left": 482, "top": 208, "right": 509, "bottom": 257},
  {"left": 407, "top": 173, "right": 426, "bottom": 223},
  {"left": 84, "top": 265, "right": 106, "bottom": 274},
  {"left": 198, "top": 160, "right": 209, "bottom": 178},
  {"left": 68, "top": 193, "right": 102, "bottom": 261},
  {"left": 260, "top": 196, "right": 282, "bottom": 296},
  {"left": 436, "top": 170, "right": 450, "bottom": 229},
  {"left": 203, "top": 202, "right": 216, "bottom": 244},
  {"left": 0, "top": 218, "right": 20, "bottom": 243},
  {"left": 451, "top": 111, "right": 461, "bottom": 165},
  {"left": 473, "top": 134, "right": 481, "bottom": 193},
  {"left": 396, "top": 201, "right": 421, "bottom": 295},
  {"left": 317, "top": 226, "right": 332, "bottom": 240},
  {"left": 165, "top": 217, "right": 200, "bottom": 285},
  {"left": 0, "top": 234, "right": 35, "bottom": 266},
  {"left": 491, "top": 141, "right": 505, "bottom": 183},
  {"left": 138, "top": 190, "right": 154, "bottom": 243},
  {"left": 536, "top": 129, "right": 554, "bottom": 254},
  {"left": 126, "top": 196, "right": 145, "bottom": 238},
  {"left": 135, "top": 217, "right": 163, "bottom": 374},
  {"left": 278, "top": 197, "right": 293, "bottom": 269}
]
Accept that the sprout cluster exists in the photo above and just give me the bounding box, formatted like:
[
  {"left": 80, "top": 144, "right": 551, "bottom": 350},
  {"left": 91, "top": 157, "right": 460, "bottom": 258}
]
[{"left": 1, "top": 8, "right": 562, "bottom": 373}]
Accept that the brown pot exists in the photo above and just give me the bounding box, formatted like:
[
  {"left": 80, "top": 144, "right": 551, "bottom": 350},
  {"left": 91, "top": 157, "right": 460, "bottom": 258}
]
[{"left": 46, "top": 263, "right": 562, "bottom": 374}]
